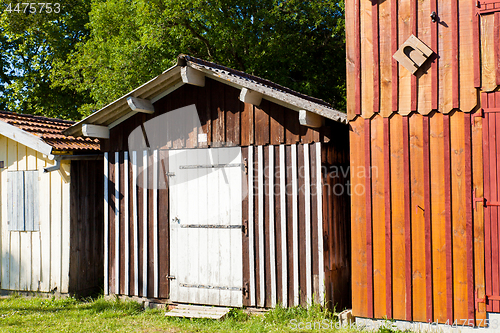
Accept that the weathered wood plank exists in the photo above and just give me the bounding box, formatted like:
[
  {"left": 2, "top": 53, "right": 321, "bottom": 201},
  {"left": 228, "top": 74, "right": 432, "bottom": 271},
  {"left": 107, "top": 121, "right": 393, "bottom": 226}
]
[
  {"left": 429, "top": 112, "right": 447, "bottom": 323},
  {"left": 268, "top": 146, "right": 277, "bottom": 307},
  {"left": 481, "top": 14, "right": 497, "bottom": 92},
  {"left": 257, "top": 145, "right": 265, "bottom": 307},
  {"left": 361, "top": 0, "right": 374, "bottom": 118},
  {"left": 459, "top": 0, "right": 478, "bottom": 112},
  {"left": 248, "top": 146, "right": 255, "bottom": 306},
  {"left": 472, "top": 109, "right": 486, "bottom": 323},
  {"left": 409, "top": 113, "right": 426, "bottom": 322},
  {"left": 346, "top": 0, "right": 357, "bottom": 119},
  {"left": 438, "top": 0, "right": 454, "bottom": 112},
  {"left": 379, "top": 0, "right": 393, "bottom": 117},
  {"left": 416, "top": 0, "right": 432, "bottom": 115},
  {"left": 291, "top": 144, "right": 299, "bottom": 306},
  {"left": 398, "top": 0, "right": 412, "bottom": 115},
  {"left": 450, "top": 112, "right": 468, "bottom": 321},
  {"left": 371, "top": 115, "right": 386, "bottom": 318},
  {"left": 350, "top": 117, "right": 367, "bottom": 317}
]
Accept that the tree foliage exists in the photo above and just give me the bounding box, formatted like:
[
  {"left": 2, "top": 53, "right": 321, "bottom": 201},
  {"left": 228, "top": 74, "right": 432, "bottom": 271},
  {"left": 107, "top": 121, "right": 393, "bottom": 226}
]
[
  {"left": 2, "top": 0, "right": 345, "bottom": 120},
  {"left": 0, "top": 0, "right": 92, "bottom": 119}
]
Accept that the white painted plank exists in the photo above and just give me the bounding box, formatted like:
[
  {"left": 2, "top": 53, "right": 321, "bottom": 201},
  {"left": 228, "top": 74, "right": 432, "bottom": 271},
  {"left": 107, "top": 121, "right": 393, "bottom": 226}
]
[
  {"left": 115, "top": 152, "right": 120, "bottom": 294},
  {"left": 185, "top": 149, "right": 198, "bottom": 304},
  {"left": 50, "top": 169, "right": 62, "bottom": 292},
  {"left": 268, "top": 146, "right": 276, "bottom": 307},
  {"left": 279, "top": 145, "right": 287, "bottom": 307},
  {"left": 291, "top": 144, "right": 299, "bottom": 306},
  {"left": 197, "top": 148, "right": 209, "bottom": 305},
  {"left": 168, "top": 149, "right": 179, "bottom": 302},
  {"left": 304, "top": 144, "right": 312, "bottom": 305},
  {"left": 247, "top": 146, "right": 255, "bottom": 306},
  {"left": 39, "top": 157, "right": 50, "bottom": 292},
  {"left": 206, "top": 149, "right": 220, "bottom": 305},
  {"left": 60, "top": 163, "right": 70, "bottom": 293},
  {"left": 6, "top": 140, "right": 20, "bottom": 290},
  {"left": 143, "top": 150, "right": 148, "bottom": 297},
  {"left": 31, "top": 154, "right": 43, "bottom": 292},
  {"left": 132, "top": 151, "right": 139, "bottom": 296},
  {"left": 17, "top": 142, "right": 27, "bottom": 276},
  {"left": 0, "top": 121, "right": 53, "bottom": 158},
  {"left": 124, "top": 152, "right": 130, "bottom": 296},
  {"left": 10, "top": 142, "right": 21, "bottom": 290},
  {"left": 230, "top": 148, "right": 243, "bottom": 307},
  {"left": 177, "top": 149, "right": 191, "bottom": 303},
  {"left": 218, "top": 148, "right": 231, "bottom": 306},
  {"left": 0, "top": 135, "right": 9, "bottom": 289},
  {"left": 153, "top": 149, "right": 159, "bottom": 298},
  {"left": 316, "top": 143, "right": 325, "bottom": 305},
  {"left": 104, "top": 152, "right": 109, "bottom": 295},
  {"left": 257, "top": 145, "right": 265, "bottom": 307}
]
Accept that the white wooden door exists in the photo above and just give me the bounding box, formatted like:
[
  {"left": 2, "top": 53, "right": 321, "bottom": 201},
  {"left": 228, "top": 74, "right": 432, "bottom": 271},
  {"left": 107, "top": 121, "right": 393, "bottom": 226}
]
[{"left": 169, "top": 147, "right": 243, "bottom": 307}]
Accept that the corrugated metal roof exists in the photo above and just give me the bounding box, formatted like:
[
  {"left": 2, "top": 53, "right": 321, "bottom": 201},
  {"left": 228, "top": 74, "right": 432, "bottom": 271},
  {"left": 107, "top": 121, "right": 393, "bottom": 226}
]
[
  {"left": 65, "top": 54, "right": 347, "bottom": 137},
  {"left": 179, "top": 55, "right": 332, "bottom": 108},
  {"left": 0, "top": 111, "right": 100, "bottom": 151}
]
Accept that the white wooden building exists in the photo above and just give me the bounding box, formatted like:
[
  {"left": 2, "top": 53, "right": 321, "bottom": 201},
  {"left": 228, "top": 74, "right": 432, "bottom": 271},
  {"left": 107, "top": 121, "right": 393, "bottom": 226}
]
[{"left": 0, "top": 111, "right": 103, "bottom": 295}]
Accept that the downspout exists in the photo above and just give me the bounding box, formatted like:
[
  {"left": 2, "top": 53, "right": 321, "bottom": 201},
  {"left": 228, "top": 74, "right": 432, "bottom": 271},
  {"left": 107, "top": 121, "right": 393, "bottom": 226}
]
[
  {"left": 43, "top": 154, "right": 104, "bottom": 173},
  {"left": 43, "top": 155, "right": 62, "bottom": 173}
]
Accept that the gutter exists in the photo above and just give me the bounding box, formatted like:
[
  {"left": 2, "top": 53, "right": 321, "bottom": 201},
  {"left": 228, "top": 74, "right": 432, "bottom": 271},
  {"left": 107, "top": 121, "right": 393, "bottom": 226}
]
[{"left": 43, "top": 154, "right": 104, "bottom": 173}]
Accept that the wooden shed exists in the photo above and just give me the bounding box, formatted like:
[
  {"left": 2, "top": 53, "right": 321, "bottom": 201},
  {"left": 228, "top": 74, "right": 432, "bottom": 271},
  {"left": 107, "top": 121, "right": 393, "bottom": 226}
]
[
  {"left": 0, "top": 111, "right": 103, "bottom": 296},
  {"left": 64, "top": 55, "right": 351, "bottom": 309},
  {"left": 346, "top": 0, "right": 500, "bottom": 326}
]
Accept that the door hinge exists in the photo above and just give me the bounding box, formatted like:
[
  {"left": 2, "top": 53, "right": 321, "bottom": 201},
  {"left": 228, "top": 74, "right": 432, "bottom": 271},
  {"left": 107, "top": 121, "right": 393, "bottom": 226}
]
[
  {"left": 242, "top": 219, "right": 248, "bottom": 236},
  {"left": 166, "top": 172, "right": 176, "bottom": 177},
  {"left": 476, "top": 288, "right": 500, "bottom": 311},
  {"left": 243, "top": 282, "right": 250, "bottom": 299},
  {"left": 473, "top": 189, "right": 500, "bottom": 210},
  {"left": 166, "top": 275, "right": 176, "bottom": 280},
  {"left": 243, "top": 158, "right": 248, "bottom": 175}
]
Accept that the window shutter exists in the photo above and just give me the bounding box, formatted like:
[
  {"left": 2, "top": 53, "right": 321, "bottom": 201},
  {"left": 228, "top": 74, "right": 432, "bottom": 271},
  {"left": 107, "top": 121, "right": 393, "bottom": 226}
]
[
  {"left": 7, "top": 171, "right": 25, "bottom": 231},
  {"left": 24, "top": 171, "right": 39, "bottom": 231}
]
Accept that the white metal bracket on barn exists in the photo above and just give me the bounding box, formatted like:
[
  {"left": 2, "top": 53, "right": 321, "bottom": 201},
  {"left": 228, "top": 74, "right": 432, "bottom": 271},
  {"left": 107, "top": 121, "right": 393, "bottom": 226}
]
[{"left": 168, "top": 147, "right": 243, "bottom": 307}]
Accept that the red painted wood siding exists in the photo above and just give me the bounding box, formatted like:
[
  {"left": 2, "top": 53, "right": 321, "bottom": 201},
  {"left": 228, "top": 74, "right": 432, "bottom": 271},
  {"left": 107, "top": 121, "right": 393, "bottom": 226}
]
[
  {"left": 346, "top": 0, "right": 500, "bottom": 120},
  {"left": 350, "top": 112, "right": 485, "bottom": 325}
]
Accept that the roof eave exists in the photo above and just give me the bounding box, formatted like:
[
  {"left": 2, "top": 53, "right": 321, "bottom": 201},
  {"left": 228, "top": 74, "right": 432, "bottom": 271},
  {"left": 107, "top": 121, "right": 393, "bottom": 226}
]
[
  {"left": 0, "top": 120, "right": 54, "bottom": 159},
  {"left": 65, "top": 58, "right": 347, "bottom": 137}
]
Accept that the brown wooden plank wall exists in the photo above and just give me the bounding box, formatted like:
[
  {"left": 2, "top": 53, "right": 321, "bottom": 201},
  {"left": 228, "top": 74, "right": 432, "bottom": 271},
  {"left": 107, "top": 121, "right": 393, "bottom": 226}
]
[
  {"left": 482, "top": 91, "right": 500, "bottom": 313},
  {"left": 69, "top": 159, "right": 104, "bottom": 296},
  {"left": 102, "top": 78, "right": 328, "bottom": 153},
  {"left": 105, "top": 150, "right": 169, "bottom": 299},
  {"left": 350, "top": 111, "right": 485, "bottom": 325},
  {"left": 346, "top": 0, "right": 500, "bottom": 121},
  {"left": 241, "top": 140, "right": 350, "bottom": 310}
]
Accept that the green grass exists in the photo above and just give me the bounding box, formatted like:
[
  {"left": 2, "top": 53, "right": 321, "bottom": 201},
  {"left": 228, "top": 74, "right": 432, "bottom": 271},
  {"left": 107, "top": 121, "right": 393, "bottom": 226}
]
[{"left": 0, "top": 295, "right": 375, "bottom": 332}]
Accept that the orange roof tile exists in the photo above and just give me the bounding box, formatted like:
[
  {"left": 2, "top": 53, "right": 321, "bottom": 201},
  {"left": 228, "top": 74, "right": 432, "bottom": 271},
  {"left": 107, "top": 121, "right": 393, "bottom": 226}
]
[{"left": 0, "top": 111, "right": 100, "bottom": 151}]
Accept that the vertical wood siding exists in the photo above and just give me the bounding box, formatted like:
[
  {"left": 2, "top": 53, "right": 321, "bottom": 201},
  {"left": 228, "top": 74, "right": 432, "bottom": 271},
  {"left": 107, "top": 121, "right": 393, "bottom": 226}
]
[
  {"left": 350, "top": 112, "right": 485, "bottom": 324},
  {"left": 241, "top": 141, "right": 350, "bottom": 310},
  {"left": 346, "top": 0, "right": 500, "bottom": 120},
  {"left": 69, "top": 159, "right": 104, "bottom": 295},
  {"left": 105, "top": 149, "right": 169, "bottom": 299},
  {"left": 0, "top": 137, "right": 70, "bottom": 293}
]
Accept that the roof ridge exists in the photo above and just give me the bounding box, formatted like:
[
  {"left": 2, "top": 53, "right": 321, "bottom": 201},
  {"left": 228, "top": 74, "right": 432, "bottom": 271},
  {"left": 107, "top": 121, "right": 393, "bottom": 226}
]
[{"left": 0, "top": 110, "right": 75, "bottom": 125}]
